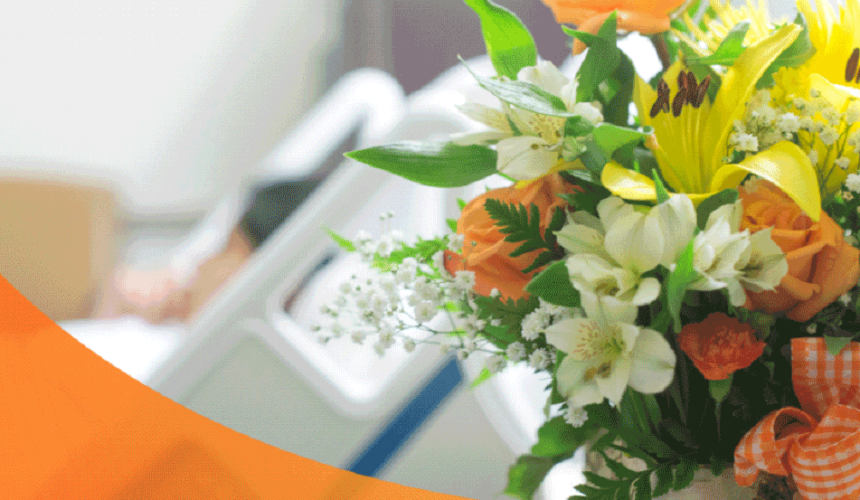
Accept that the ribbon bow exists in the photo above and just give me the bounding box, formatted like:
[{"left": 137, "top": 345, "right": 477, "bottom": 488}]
[{"left": 734, "top": 338, "right": 860, "bottom": 500}]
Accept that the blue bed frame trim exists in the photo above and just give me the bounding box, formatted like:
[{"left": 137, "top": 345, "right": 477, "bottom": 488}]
[{"left": 344, "top": 355, "right": 464, "bottom": 477}]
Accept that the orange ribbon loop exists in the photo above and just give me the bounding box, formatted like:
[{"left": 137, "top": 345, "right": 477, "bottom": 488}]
[{"left": 734, "top": 338, "right": 860, "bottom": 500}]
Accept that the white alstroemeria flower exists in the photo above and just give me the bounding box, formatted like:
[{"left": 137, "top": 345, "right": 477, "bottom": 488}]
[
  {"left": 601, "top": 200, "right": 664, "bottom": 274},
  {"left": 452, "top": 60, "right": 605, "bottom": 180},
  {"left": 517, "top": 60, "right": 568, "bottom": 97},
  {"left": 736, "top": 227, "right": 788, "bottom": 293},
  {"left": 544, "top": 293, "right": 676, "bottom": 407},
  {"left": 555, "top": 196, "right": 695, "bottom": 307},
  {"left": 651, "top": 195, "right": 698, "bottom": 269},
  {"left": 567, "top": 254, "right": 661, "bottom": 306},
  {"left": 689, "top": 202, "right": 751, "bottom": 306}
]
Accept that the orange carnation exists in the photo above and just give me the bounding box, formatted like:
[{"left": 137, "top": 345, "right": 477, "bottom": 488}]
[
  {"left": 739, "top": 180, "right": 860, "bottom": 322},
  {"left": 444, "top": 174, "right": 578, "bottom": 300},
  {"left": 678, "top": 313, "right": 766, "bottom": 381},
  {"left": 540, "top": 0, "right": 687, "bottom": 54}
]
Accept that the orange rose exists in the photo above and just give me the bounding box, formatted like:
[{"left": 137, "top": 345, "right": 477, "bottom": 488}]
[
  {"left": 739, "top": 180, "right": 860, "bottom": 322},
  {"left": 541, "top": 0, "right": 687, "bottom": 54},
  {"left": 678, "top": 313, "right": 766, "bottom": 380},
  {"left": 444, "top": 174, "right": 578, "bottom": 300}
]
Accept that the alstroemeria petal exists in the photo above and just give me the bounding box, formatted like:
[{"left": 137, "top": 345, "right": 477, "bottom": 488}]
[
  {"left": 580, "top": 292, "right": 638, "bottom": 327},
  {"left": 595, "top": 355, "right": 633, "bottom": 405},
  {"left": 545, "top": 317, "right": 599, "bottom": 359},
  {"left": 496, "top": 136, "right": 559, "bottom": 180},
  {"left": 517, "top": 60, "right": 569, "bottom": 97},
  {"left": 631, "top": 277, "right": 661, "bottom": 305},
  {"left": 556, "top": 358, "right": 604, "bottom": 407},
  {"left": 596, "top": 196, "right": 634, "bottom": 229},
  {"left": 556, "top": 221, "right": 605, "bottom": 255},
  {"left": 710, "top": 141, "right": 821, "bottom": 221},
  {"left": 652, "top": 194, "right": 697, "bottom": 268},
  {"left": 455, "top": 102, "right": 511, "bottom": 132},
  {"left": 628, "top": 329, "right": 677, "bottom": 394},
  {"left": 604, "top": 211, "right": 663, "bottom": 274}
]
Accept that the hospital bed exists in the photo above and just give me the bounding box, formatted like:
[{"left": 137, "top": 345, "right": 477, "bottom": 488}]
[{"left": 58, "top": 60, "right": 548, "bottom": 500}]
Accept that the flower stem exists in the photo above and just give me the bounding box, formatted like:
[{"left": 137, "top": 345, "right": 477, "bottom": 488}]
[{"left": 650, "top": 33, "right": 672, "bottom": 72}]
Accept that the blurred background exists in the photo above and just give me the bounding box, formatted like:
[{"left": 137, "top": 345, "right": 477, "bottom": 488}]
[{"left": 0, "top": 1, "right": 835, "bottom": 499}]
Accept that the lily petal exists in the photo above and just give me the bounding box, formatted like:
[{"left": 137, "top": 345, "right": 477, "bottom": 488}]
[
  {"left": 600, "top": 162, "right": 713, "bottom": 205},
  {"left": 710, "top": 141, "right": 821, "bottom": 221}
]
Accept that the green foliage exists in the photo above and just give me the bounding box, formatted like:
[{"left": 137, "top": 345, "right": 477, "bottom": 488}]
[
  {"left": 592, "top": 123, "right": 654, "bottom": 159},
  {"left": 472, "top": 294, "right": 539, "bottom": 348},
  {"left": 603, "top": 54, "right": 636, "bottom": 126},
  {"left": 578, "top": 141, "right": 610, "bottom": 175},
  {"left": 469, "top": 366, "right": 493, "bottom": 388},
  {"left": 524, "top": 260, "right": 581, "bottom": 308},
  {"left": 708, "top": 375, "right": 733, "bottom": 405},
  {"left": 322, "top": 226, "right": 356, "bottom": 252},
  {"left": 825, "top": 334, "right": 854, "bottom": 356},
  {"left": 563, "top": 13, "right": 621, "bottom": 104},
  {"left": 680, "top": 13, "right": 815, "bottom": 90},
  {"left": 446, "top": 218, "right": 459, "bottom": 232},
  {"left": 571, "top": 454, "right": 701, "bottom": 500},
  {"left": 462, "top": 0, "right": 537, "bottom": 80},
  {"left": 686, "top": 21, "right": 750, "bottom": 66},
  {"left": 372, "top": 237, "right": 449, "bottom": 274},
  {"left": 652, "top": 170, "right": 670, "bottom": 204},
  {"left": 345, "top": 141, "right": 498, "bottom": 187},
  {"left": 482, "top": 199, "right": 567, "bottom": 273},
  {"left": 460, "top": 59, "right": 575, "bottom": 117},
  {"left": 561, "top": 170, "right": 613, "bottom": 216},
  {"left": 566, "top": 115, "right": 596, "bottom": 137},
  {"left": 666, "top": 240, "right": 699, "bottom": 332},
  {"left": 757, "top": 13, "right": 816, "bottom": 88},
  {"left": 531, "top": 416, "right": 599, "bottom": 458},
  {"left": 695, "top": 189, "right": 738, "bottom": 230},
  {"left": 504, "top": 417, "right": 599, "bottom": 500},
  {"left": 504, "top": 455, "right": 560, "bottom": 500}
]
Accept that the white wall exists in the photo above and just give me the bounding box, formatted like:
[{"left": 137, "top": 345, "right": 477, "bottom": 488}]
[{"left": 0, "top": 0, "right": 344, "bottom": 217}]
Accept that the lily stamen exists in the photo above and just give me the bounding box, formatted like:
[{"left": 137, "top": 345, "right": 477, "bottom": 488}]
[{"left": 847, "top": 47, "right": 860, "bottom": 83}]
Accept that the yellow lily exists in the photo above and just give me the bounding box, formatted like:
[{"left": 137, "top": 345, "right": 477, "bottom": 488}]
[{"left": 602, "top": 23, "right": 822, "bottom": 221}]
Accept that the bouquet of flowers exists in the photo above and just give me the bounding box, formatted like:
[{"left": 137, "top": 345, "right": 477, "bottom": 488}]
[{"left": 319, "top": 0, "right": 860, "bottom": 498}]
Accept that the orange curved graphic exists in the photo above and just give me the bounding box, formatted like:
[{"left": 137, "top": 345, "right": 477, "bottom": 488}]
[{"left": 0, "top": 274, "right": 472, "bottom": 500}]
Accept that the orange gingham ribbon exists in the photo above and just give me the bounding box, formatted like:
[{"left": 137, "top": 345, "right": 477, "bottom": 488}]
[{"left": 734, "top": 338, "right": 860, "bottom": 500}]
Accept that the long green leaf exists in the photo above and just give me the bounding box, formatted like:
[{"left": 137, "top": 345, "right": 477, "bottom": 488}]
[
  {"left": 563, "top": 13, "right": 621, "bottom": 103},
  {"left": 345, "top": 141, "right": 498, "bottom": 187},
  {"left": 461, "top": 60, "right": 575, "bottom": 117},
  {"left": 666, "top": 240, "right": 698, "bottom": 332},
  {"left": 462, "top": 0, "right": 537, "bottom": 79},
  {"left": 593, "top": 123, "right": 653, "bottom": 159}
]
